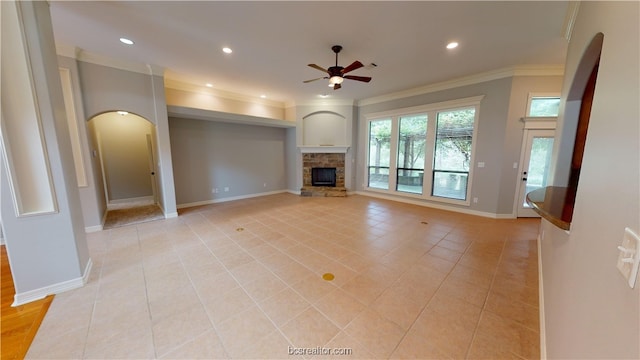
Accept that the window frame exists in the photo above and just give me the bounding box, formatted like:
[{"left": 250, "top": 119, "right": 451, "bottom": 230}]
[
  {"left": 395, "top": 114, "right": 429, "bottom": 195},
  {"left": 525, "top": 93, "right": 561, "bottom": 118},
  {"left": 364, "top": 96, "right": 483, "bottom": 206}
]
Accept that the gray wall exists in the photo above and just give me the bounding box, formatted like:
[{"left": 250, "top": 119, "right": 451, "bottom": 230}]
[
  {"left": 1, "top": 1, "right": 89, "bottom": 296},
  {"left": 76, "top": 61, "right": 177, "bottom": 217},
  {"left": 57, "top": 55, "right": 105, "bottom": 228},
  {"left": 497, "top": 75, "right": 564, "bottom": 214},
  {"left": 285, "top": 128, "right": 297, "bottom": 192},
  {"left": 90, "top": 113, "right": 154, "bottom": 202},
  {"left": 357, "top": 77, "right": 513, "bottom": 215},
  {"left": 169, "top": 117, "right": 288, "bottom": 206},
  {"left": 541, "top": 1, "right": 639, "bottom": 358},
  {"left": 356, "top": 75, "right": 563, "bottom": 216},
  {"left": 78, "top": 62, "right": 157, "bottom": 122}
]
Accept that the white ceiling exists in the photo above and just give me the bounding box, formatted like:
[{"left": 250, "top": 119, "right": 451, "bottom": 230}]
[{"left": 49, "top": 1, "right": 569, "bottom": 105}]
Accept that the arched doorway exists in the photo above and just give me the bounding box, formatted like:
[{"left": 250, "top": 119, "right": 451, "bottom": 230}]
[
  {"left": 88, "top": 111, "right": 163, "bottom": 228},
  {"left": 551, "top": 33, "right": 603, "bottom": 222}
]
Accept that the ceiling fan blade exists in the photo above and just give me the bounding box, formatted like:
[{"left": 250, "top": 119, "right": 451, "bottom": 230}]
[
  {"left": 303, "top": 77, "right": 327, "bottom": 83},
  {"left": 308, "top": 64, "right": 328, "bottom": 73},
  {"left": 342, "top": 60, "right": 364, "bottom": 75},
  {"left": 344, "top": 75, "right": 372, "bottom": 83},
  {"left": 333, "top": 83, "right": 342, "bottom": 90}
]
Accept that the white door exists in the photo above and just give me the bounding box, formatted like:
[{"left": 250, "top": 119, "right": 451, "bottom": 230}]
[
  {"left": 517, "top": 129, "right": 555, "bottom": 217},
  {"left": 146, "top": 134, "right": 158, "bottom": 205}
]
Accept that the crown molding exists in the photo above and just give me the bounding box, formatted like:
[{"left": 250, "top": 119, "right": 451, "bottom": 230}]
[
  {"left": 562, "top": 2, "right": 581, "bottom": 42},
  {"left": 77, "top": 50, "right": 157, "bottom": 75},
  {"left": 55, "top": 43, "right": 77, "bottom": 59},
  {"left": 358, "top": 64, "right": 564, "bottom": 107},
  {"left": 55, "top": 44, "right": 163, "bottom": 76},
  {"left": 511, "top": 64, "right": 565, "bottom": 77},
  {"left": 293, "top": 98, "right": 357, "bottom": 107},
  {"left": 146, "top": 64, "right": 165, "bottom": 77},
  {"left": 164, "top": 78, "right": 285, "bottom": 108}
]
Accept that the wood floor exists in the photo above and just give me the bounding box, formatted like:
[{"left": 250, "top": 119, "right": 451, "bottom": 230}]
[{"left": 1, "top": 245, "right": 53, "bottom": 360}]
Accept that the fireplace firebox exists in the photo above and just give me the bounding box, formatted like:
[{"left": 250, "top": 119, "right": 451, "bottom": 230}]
[{"left": 311, "top": 167, "right": 336, "bottom": 187}]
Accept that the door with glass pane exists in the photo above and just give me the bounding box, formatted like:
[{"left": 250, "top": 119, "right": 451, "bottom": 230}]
[
  {"left": 517, "top": 129, "right": 555, "bottom": 217},
  {"left": 368, "top": 119, "right": 392, "bottom": 190}
]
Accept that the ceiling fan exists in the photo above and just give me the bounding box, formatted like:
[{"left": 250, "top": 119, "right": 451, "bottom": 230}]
[{"left": 304, "top": 45, "right": 372, "bottom": 90}]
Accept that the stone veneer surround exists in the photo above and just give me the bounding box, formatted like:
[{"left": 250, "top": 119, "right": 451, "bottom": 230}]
[{"left": 301, "top": 153, "right": 346, "bottom": 197}]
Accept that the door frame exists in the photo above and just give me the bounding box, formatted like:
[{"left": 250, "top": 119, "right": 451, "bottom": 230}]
[{"left": 514, "top": 118, "right": 556, "bottom": 217}]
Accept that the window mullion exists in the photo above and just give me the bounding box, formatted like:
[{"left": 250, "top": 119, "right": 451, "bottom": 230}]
[
  {"left": 388, "top": 116, "right": 399, "bottom": 192},
  {"left": 423, "top": 110, "right": 437, "bottom": 196}
]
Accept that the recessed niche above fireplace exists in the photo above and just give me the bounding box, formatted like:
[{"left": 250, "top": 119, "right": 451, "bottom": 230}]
[{"left": 302, "top": 111, "right": 347, "bottom": 147}]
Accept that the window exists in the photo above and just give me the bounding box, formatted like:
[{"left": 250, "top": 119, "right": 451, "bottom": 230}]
[
  {"left": 397, "top": 115, "right": 427, "bottom": 194},
  {"left": 527, "top": 95, "right": 560, "bottom": 117},
  {"left": 367, "top": 119, "right": 392, "bottom": 189},
  {"left": 432, "top": 108, "right": 475, "bottom": 200},
  {"left": 365, "top": 96, "right": 482, "bottom": 205}
]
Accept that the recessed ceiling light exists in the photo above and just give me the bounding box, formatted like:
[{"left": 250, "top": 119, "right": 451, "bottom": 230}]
[
  {"left": 119, "top": 38, "right": 134, "bottom": 45},
  {"left": 260, "top": 94, "right": 267, "bottom": 99},
  {"left": 222, "top": 47, "right": 233, "bottom": 54},
  {"left": 117, "top": 111, "right": 128, "bottom": 116},
  {"left": 446, "top": 42, "right": 459, "bottom": 49},
  {"left": 319, "top": 94, "right": 329, "bottom": 98},
  {"left": 206, "top": 83, "right": 213, "bottom": 88}
]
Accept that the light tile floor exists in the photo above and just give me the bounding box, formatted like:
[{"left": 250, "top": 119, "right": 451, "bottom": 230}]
[{"left": 27, "top": 194, "right": 541, "bottom": 359}]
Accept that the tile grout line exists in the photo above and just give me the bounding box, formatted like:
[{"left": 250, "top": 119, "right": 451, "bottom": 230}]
[
  {"left": 385, "top": 226, "right": 462, "bottom": 358},
  {"left": 135, "top": 224, "right": 160, "bottom": 360},
  {"left": 179, "top": 211, "right": 241, "bottom": 359},
  {"left": 78, "top": 229, "right": 110, "bottom": 360},
  {"left": 192, "top": 210, "right": 320, "bottom": 357},
  {"left": 464, "top": 232, "right": 509, "bottom": 359}
]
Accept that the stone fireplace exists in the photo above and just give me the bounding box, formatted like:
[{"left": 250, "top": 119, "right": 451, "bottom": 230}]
[{"left": 301, "top": 152, "right": 347, "bottom": 197}]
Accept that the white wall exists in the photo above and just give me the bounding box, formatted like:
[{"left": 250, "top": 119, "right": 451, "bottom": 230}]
[
  {"left": 541, "top": 2, "right": 639, "bottom": 358},
  {"left": 294, "top": 102, "right": 357, "bottom": 191}
]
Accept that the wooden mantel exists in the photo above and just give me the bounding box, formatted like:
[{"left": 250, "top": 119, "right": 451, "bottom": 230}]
[{"left": 298, "top": 146, "right": 349, "bottom": 154}]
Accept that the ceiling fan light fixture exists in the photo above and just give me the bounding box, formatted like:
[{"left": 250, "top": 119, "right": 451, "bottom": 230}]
[{"left": 329, "top": 75, "right": 344, "bottom": 85}]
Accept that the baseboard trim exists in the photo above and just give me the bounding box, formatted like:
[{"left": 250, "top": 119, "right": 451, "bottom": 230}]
[
  {"left": 164, "top": 212, "right": 178, "bottom": 218},
  {"left": 85, "top": 224, "right": 103, "bottom": 233},
  {"left": 537, "top": 232, "right": 547, "bottom": 359},
  {"left": 287, "top": 189, "right": 301, "bottom": 195},
  {"left": 354, "top": 191, "right": 515, "bottom": 219},
  {"left": 12, "top": 258, "right": 93, "bottom": 307},
  {"left": 177, "top": 190, "right": 288, "bottom": 209}
]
